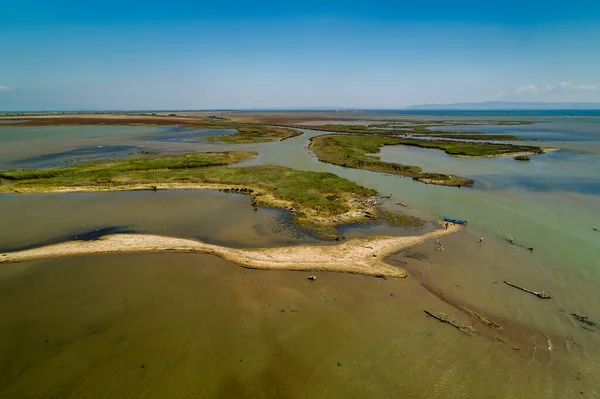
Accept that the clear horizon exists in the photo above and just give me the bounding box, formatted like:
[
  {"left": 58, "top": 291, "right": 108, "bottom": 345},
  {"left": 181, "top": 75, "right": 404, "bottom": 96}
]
[
  {"left": 4, "top": 106, "right": 600, "bottom": 114},
  {"left": 2, "top": 0, "right": 600, "bottom": 111}
]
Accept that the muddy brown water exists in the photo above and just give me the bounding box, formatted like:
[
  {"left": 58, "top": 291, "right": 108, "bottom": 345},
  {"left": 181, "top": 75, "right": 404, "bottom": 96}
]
[
  {"left": 1, "top": 252, "right": 597, "bottom": 399},
  {"left": 0, "top": 190, "right": 316, "bottom": 251},
  {"left": 0, "top": 189, "right": 425, "bottom": 253}
]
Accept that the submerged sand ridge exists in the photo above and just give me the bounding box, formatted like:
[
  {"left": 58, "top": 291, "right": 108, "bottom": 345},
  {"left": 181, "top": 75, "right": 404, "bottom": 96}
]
[{"left": 0, "top": 224, "right": 462, "bottom": 278}]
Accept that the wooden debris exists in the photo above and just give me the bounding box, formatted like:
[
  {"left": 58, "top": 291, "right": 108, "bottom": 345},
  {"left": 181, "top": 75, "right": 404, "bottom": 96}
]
[
  {"left": 435, "top": 239, "right": 444, "bottom": 251},
  {"left": 463, "top": 307, "right": 502, "bottom": 329},
  {"left": 501, "top": 232, "right": 534, "bottom": 250},
  {"left": 424, "top": 310, "right": 476, "bottom": 334},
  {"left": 496, "top": 337, "right": 520, "bottom": 351},
  {"left": 504, "top": 281, "right": 551, "bottom": 299}
]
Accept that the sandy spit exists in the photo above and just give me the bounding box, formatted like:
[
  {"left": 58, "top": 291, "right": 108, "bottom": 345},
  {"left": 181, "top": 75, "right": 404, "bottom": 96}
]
[{"left": 0, "top": 224, "right": 462, "bottom": 278}]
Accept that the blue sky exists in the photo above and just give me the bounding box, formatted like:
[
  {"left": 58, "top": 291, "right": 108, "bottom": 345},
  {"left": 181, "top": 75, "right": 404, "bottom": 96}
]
[{"left": 1, "top": 0, "right": 599, "bottom": 110}]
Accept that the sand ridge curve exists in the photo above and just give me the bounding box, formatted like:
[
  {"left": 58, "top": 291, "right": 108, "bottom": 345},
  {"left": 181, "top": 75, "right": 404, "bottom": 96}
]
[{"left": 0, "top": 224, "right": 462, "bottom": 278}]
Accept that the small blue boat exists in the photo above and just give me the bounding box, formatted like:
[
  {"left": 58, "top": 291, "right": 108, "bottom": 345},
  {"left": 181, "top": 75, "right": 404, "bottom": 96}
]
[{"left": 444, "top": 217, "right": 468, "bottom": 225}]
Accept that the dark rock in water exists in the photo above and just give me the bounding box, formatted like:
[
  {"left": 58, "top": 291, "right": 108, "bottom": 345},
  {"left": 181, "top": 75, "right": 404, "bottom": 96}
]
[
  {"left": 307, "top": 275, "right": 317, "bottom": 281},
  {"left": 572, "top": 313, "right": 598, "bottom": 329}
]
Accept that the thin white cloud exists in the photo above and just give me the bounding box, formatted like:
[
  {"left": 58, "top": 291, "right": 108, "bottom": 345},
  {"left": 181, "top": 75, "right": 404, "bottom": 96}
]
[
  {"left": 547, "top": 81, "right": 598, "bottom": 93},
  {"left": 500, "top": 82, "right": 598, "bottom": 97},
  {"left": 515, "top": 84, "right": 539, "bottom": 95},
  {"left": 0, "top": 85, "right": 11, "bottom": 91}
]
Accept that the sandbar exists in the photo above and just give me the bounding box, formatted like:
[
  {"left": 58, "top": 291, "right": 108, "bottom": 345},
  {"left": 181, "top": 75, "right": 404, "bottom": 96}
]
[{"left": 0, "top": 223, "right": 462, "bottom": 278}]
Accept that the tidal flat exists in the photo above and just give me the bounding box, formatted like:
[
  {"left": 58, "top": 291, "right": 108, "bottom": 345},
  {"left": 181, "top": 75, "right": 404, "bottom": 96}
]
[
  {"left": 0, "top": 252, "right": 596, "bottom": 399},
  {"left": 1, "top": 111, "right": 599, "bottom": 398}
]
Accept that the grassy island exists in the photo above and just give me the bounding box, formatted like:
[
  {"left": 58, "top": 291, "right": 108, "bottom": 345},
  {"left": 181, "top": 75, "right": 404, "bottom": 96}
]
[
  {"left": 386, "top": 137, "right": 545, "bottom": 157},
  {"left": 0, "top": 152, "right": 422, "bottom": 237},
  {"left": 299, "top": 123, "right": 522, "bottom": 141},
  {"left": 310, "top": 135, "right": 474, "bottom": 187},
  {"left": 310, "top": 135, "right": 547, "bottom": 185},
  {"left": 310, "top": 134, "right": 546, "bottom": 185},
  {"left": 203, "top": 125, "right": 300, "bottom": 143}
]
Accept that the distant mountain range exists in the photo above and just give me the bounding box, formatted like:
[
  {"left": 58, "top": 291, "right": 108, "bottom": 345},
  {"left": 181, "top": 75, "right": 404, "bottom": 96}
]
[{"left": 404, "top": 102, "right": 600, "bottom": 110}]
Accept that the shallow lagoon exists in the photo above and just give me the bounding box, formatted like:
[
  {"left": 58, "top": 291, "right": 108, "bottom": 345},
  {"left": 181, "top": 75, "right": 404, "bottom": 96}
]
[
  {"left": 1, "top": 253, "right": 597, "bottom": 398},
  {"left": 0, "top": 190, "right": 317, "bottom": 252},
  {"left": 1, "top": 115, "right": 600, "bottom": 397},
  {"left": 0, "top": 125, "right": 233, "bottom": 169}
]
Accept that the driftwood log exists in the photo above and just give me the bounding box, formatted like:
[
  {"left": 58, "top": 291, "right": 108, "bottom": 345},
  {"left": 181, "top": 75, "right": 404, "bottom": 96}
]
[
  {"left": 504, "top": 281, "right": 551, "bottom": 299},
  {"left": 462, "top": 307, "right": 502, "bottom": 329},
  {"left": 424, "top": 310, "right": 476, "bottom": 334}
]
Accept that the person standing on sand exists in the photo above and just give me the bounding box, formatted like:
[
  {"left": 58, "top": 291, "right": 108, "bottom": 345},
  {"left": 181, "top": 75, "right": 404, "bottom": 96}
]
[
  {"left": 479, "top": 236, "right": 484, "bottom": 243},
  {"left": 445, "top": 222, "right": 449, "bottom": 230}
]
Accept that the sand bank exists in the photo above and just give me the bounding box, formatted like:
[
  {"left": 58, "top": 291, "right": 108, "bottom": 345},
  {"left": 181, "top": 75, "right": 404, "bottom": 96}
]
[{"left": 0, "top": 224, "right": 461, "bottom": 278}]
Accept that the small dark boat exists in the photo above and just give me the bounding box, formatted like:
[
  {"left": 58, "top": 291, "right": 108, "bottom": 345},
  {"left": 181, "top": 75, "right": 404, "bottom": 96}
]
[{"left": 443, "top": 217, "right": 468, "bottom": 225}]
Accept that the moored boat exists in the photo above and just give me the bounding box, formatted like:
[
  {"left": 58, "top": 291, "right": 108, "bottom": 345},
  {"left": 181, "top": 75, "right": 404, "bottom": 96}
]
[{"left": 443, "top": 217, "right": 468, "bottom": 225}]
